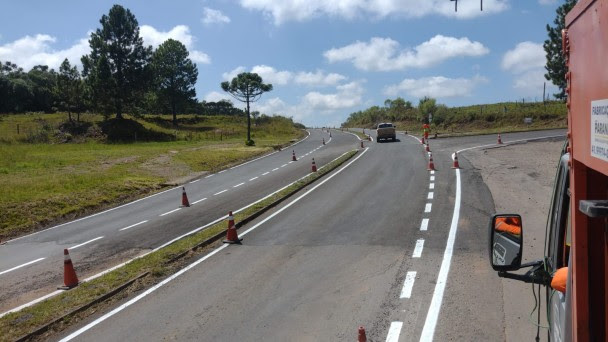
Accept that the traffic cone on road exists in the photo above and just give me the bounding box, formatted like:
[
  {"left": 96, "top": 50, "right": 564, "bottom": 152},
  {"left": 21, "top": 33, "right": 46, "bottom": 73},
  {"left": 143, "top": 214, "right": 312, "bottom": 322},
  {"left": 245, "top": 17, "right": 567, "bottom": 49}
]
[
  {"left": 60, "top": 249, "right": 79, "bottom": 289},
  {"left": 181, "top": 187, "right": 190, "bottom": 207},
  {"left": 421, "top": 136, "right": 425, "bottom": 145},
  {"left": 292, "top": 150, "right": 297, "bottom": 161},
  {"left": 358, "top": 326, "right": 367, "bottom": 342},
  {"left": 367, "top": 135, "right": 371, "bottom": 141},
  {"left": 425, "top": 143, "right": 430, "bottom": 152},
  {"left": 311, "top": 158, "right": 317, "bottom": 172},
  {"left": 223, "top": 211, "right": 242, "bottom": 244},
  {"left": 329, "top": 132, "right": 332, "bottom": 137},
  {"left": 427, "top": 153, "right": 436, "bottom": 171},
  {"left": 452, "top": 151, "right": 460, "bottom": 169},
  {"left": 360, "top": 140, "right": 364, "bottom": 148},
  {"left": 323, "top": 138, "right": 326, "bottom": 145},
  {"left": 497, "top": 134, "right": 503, "bottom": 144}
]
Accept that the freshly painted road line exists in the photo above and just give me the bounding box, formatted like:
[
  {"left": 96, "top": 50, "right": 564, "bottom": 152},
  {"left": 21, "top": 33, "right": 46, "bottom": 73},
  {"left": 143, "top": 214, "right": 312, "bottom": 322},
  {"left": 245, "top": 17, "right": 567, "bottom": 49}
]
[
  {"left": 70, "top": 236, "right": 104, "bottom": 250},
  {"left": 0, "top": 258, "right": 46, "bottom": 276},
  {"left": 119, "top": 221, "right": 148, "bottom": 231},
  {"left": 159, "top": 208, "right": 181, "bottom": 217},
  {"left": 233, "top": 182, "right": 245, "bottom": 188},
  {"left": 272, "top": 168, "right": 279, "bottom": 171},
  {"left": 425, "top": 203, "right": 432, "bottom": 213},
  {"left": 218, "top": 170, "right": 226, "bottom": 174},
  {"left": 213, "top": 190, "right": 228, "bottom": 196},
  {"left": 400, "top": 271, "right": 417, "bottom": 299},
  {"left": 429, "top": 183, "right": 435, "bottom": 190},
  {"left": 430, "top": 170, "right": 435, "bottom": 175},
  {"left": 427, "top": 192, "right": 434, "bottom": 200},
  {"left": 386, "top": 322, "right": 403, "bottom": 342},
  {"left": 420, "top": 169, "right": 461, "bottom": 341},
  {"left": 413, "top": 239, "right": 424, "bottom": 258},
  {"left": 281, "top": 164, "right": 288, "bottom": 167},
  {"left": 420, "top": 218, "right": 429, "bottom": 231},
  {"left": 228, "top": 130, "right": 310, "bottom": 170},
  {"left": 430, "top": 176, "right": 435, "bottom": 181},
  {"left": 262, "top": 172, "right": 270, "bottom": 176},
  {"left": 189, "top": 179, "right": 200, "bottom": 184},
  {"left": 204, "top": 174, "right": 213, "bottom": 178},
  {"left": 191, "top": 198, "right": 207, "bottom": 205},
  {"left": 288, "top": 161, "right": 293, "bottom": 164},
  {"left": 249, "top": 177, "right": 258, "bottom": 181},
  {"left": 0, "top": 289, "right": 62, "bottom": 318}
]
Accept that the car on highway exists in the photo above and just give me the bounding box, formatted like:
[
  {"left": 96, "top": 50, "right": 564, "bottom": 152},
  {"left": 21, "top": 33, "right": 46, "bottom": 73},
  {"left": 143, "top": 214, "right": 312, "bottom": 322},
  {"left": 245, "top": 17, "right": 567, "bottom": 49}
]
[{"left": 376, "top": 123, "right": 396, "bottom": 142}]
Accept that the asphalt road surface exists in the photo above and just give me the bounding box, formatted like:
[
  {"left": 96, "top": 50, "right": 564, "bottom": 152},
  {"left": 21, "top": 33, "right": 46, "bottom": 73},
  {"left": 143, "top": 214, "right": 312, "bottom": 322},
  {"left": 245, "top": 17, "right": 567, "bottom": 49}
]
[{"left": 50, "top": 128, "right": 565, "bottom": 341}]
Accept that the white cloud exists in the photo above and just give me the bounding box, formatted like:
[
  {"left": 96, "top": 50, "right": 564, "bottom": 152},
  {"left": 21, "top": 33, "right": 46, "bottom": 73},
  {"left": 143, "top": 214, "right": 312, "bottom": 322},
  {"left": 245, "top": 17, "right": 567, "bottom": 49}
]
[
  {"left": 538, "top": 0, "right": 556, "bottom": 4},
  {"left": 294, "top": 70, "right": 347, "bottom": 86},
  {"left": 202, "top": 7, "right": 231, "bottom": 25},
  {"left": 324, "top": 35, "right": 489, "bottom": 71},
  {"left": 239, "top": 0, "right": 508, "bottom": 24},
  {"left": 384, "top": 75, "right": 487, "bottom": 98},
  {"left": 254, "top": 97, "right": 290, "bottom": 115},
  {"left": 0, "top": 34, "right": 89, "bottom": 70},
  {"left": 303, "top": 81, "right": 364, "bottom": 110},
  {"left": 251, "top": 65, "right": 292, "bottom": 85},
  {"left": 189, "top": 50, "right": 211, "bottom": 64},
  {"left": 501, "top": 41, "right": 544, "bottom": 73},
  {"left": 204, "top": 91, "right": 233, "bottom": 102},
  {"left": 140, "top": 25, "right": 210, "bottom": 64},
  {"left": 222, "top": 66, "right": 247, "bottom": 81}
]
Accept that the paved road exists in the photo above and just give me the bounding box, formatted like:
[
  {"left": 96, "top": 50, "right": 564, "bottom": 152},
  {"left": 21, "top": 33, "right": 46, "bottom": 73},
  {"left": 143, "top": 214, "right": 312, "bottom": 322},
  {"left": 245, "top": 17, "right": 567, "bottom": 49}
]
[
  {"left": 55, "top": 129, "right": 565, "bottom": 341},
  {"left": 0, "top": 129, "right": 361, "bottom": 313}
]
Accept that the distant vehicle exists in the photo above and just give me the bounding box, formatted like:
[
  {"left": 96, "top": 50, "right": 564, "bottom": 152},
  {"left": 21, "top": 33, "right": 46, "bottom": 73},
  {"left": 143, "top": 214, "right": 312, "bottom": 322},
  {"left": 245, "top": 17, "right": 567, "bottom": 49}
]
[{"left": 376, "top": 123, "right": 396, "bottom": 142}]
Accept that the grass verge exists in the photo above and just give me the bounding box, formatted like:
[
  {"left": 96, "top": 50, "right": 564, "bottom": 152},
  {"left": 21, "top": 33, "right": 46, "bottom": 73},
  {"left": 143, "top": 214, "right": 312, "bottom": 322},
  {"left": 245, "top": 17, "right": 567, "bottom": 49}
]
[{"left": 0, "top": 149, "right": 358, "bottom": 342}]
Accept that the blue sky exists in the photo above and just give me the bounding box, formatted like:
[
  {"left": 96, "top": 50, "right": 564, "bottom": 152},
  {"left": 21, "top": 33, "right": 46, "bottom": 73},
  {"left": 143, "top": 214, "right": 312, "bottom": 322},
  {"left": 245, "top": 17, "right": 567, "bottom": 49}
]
[{"left": 0, "top": 0, "right": 563, "bottom": 126}]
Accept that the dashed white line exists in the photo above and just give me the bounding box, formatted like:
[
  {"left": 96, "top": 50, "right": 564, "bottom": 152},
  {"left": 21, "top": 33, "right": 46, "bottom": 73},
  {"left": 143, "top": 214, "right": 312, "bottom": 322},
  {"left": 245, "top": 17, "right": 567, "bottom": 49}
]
[
  {"left": 159, "top": 208, "right": 181, "bottom": 217},
  {"left": 430, "top": 176, "right": 435, "bottom": 181},
  {"left": 272, "top": 168, "right": 279, "bottom": 171},
  {"left": 119, "top": 220, "right": 148, "bottom": 231},
  {"left": 420, "top": 218, "right": 429, "bottom": 231},
  {"left": 430, "top": 170, "right": 435, "bottom": 175},
  {"left": 427, "top": 192, "right": 434, "bottom": 200},
  {"left": 425, "top": 203, "right": 432, "bottom": 213},
  {"left": 70, "top": 236, "right": 104, "bottom": 250},
  {"left": 413, "top": 239, "right": 425, "bottom": 258},
  {"left": 281, "top": 164, "right": 288, "bottom": 167},
  {"left": 218, "top": 170, "right": 226, "bottom": 174},
  {"left": 429, "top": 183, "right": 435, "bottom": 189},
  {"left": 0, "top": 258, "right": 46, "bottom": 276},
  {"left": 386, "top": 322, "right": 403, "bottom": 342},
  {"left": 213, "top": 189, "right": 228, "bottom": 196},
  {"left": 262, "top": 172, "right": 270, "bottom": 176},
  {"left": 288, "top": 161, "right": 294, "bottom": 164},
  {"left": 249, "top": 177, "right": 258, "bottom": 181},
  {"left": 189, "top": 179, "right": 200, "bottom": 184},
  {"left": 204, "top": 174, "right": 213, "bottom": 178},
  {"left": 191, "top": 198, "right": 207, "bottom": 205},
  {"left": 400, "top": 271, "right": 417, "bottom": 298},
  {"left": 233, "top": 182, "right": 245, "bottom": 188}
]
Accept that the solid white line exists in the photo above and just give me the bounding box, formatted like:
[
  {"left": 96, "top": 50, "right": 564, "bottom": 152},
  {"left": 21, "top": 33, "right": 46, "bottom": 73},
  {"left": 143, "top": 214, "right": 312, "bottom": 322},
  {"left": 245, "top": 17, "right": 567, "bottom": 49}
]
[
  {"left": 420, "top": 218, "right": 429, "bottom": 231},
  {"left": 0, "top": 290, "right": 62, "bottom": 318},
  {"left": 0, "top": 258, "right": 46, "bottom": 276},
  {"left": 159, "top": 208, "right": 181, "bottom": 217},
  {"left": 430, "top": 176, "right": 435, "bottom": 181},
  {"left": 413, "top": 239, "right": 424, "bottom": 258},
  {"left": 429, "top": 183, "right": 435, "bottom": 189},
  {"left": 229, "top": 130, "right": 310, "bottom": 170},
  {"left": 70, "top": 236, "right": 104, "bottom": 250},
  {"left": 58, "top": 149, "right": 368, "bottom": 341},
  {"left": 218, "top": 170, "right": 226, "bottom": 174},
  {"left": 427, "top": 192, "right": 434, "bottom": 200},
  {"left": 119, "top": 220, "right": 148, "bottom": 231},
  {"left": 262, "top": 172, "right": 270, "bottom": 176},
  {"left": 213, "top": 189, "right": 228, "bottom": 196},
  {"left": 204, "top": 174, "right": 214, "bottom": 178},
  {"left": 233, "top": 182, "right": 245, "bottom": 188},
  {"left": 281, "top": 164, "right": 288, "bottom": 167},
  {"left": 191, "top": 198, "right": 207, "bottom": 205},
  {"left": 189, "top": 179, "right": 200, "bottom": 184},
  {"left": 425, "top": 203, "right": 432, "bottom": 213},
  {"left": 400, "top": 271, "right": 417, "bottom": 299},
  {"left": 386, "top": 322, "right": 403, "bottom": 342},
  {"left": 272, "top": 168, "right": 279, "bottom": 171},
  {"left": 420, "top": 169, "right": 461, "bottom": 341},
  {"left": 249, "top": 177, "right": 258, "bottom": 181}
]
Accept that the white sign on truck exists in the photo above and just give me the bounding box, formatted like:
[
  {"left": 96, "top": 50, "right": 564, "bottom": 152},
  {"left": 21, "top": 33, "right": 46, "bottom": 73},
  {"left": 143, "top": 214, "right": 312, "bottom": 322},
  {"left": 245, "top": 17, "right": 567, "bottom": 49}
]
[{"left": 591, "top": 99, "right": 608, "bottom": 161}]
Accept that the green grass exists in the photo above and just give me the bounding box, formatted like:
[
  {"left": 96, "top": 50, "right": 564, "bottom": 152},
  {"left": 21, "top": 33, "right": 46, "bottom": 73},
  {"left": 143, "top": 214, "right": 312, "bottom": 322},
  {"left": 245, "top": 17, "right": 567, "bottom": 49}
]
[{"left": 0, "top": 149, "right": 358, "bottom": 342}]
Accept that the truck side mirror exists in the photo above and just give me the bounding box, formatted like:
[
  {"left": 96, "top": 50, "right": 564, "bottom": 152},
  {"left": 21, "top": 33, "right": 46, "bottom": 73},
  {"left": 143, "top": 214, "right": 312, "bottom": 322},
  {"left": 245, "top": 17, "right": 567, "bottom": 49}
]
[{"left": 489, "top": 214, "right": 523, "bottom": 271}]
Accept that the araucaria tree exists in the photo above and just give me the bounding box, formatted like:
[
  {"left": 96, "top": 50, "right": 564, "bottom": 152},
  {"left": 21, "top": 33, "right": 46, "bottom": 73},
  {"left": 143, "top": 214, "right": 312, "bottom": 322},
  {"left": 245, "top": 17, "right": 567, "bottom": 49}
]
[
  {"left": 221, "top": 73, "right": 272, "bottom": 145},
  {"left": 152, "top": 39, "right": 198, "bottom": 126},
  {"left": 544, "top": 0, "right": 577, "bottom": 101},
  {"left": 81, "top": 5, "right": 152, "bottom": 119}
]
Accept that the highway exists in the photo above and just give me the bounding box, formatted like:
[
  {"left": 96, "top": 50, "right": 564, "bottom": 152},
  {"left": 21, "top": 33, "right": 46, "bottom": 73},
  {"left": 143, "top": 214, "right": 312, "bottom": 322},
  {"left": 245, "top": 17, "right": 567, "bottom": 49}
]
[
  {"left": 50, "top": 128, "right": 565, "bottom": 341},
  {"left": 0, "top": 129, "right": 362, "bottom": 314}
]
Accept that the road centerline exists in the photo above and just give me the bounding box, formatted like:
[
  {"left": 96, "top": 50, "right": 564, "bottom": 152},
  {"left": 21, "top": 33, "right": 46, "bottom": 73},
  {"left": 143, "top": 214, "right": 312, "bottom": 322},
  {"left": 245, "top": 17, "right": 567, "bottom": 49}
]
[
  {"left": 159, "top": 208, "right": 181, "bottom": 216},
  {"left": 119, "top": 221, "right": 148, "bottom": 231},
  {"left": 233, "top": 182, "right": 245, "bottom": 188},
  {"left": 413, "top": 239, "right": 425, "bottom": 258},
  {"left": 420, "top": 218, "right": 429, "bottom": 231},
  {"left": 425, "top": 203, "right": 432, "bottom": 212},
  {"left": 386, "top": 322, "right": 403, "bottom": 342},
  {"left": 400, "top": 271, "right": 417, "bottom": 299},
  {"left": 213, "top": 189, "right": 228, "bottom": 196},
  {"left": 427, "top": 192, "right": 434, "bottom": 199},
  {"left": 191, "top": 198, "right": 207, "bottom": 205},
  {"left": 0, "top": 258, "right": 46, "bottom": 276},
  {"left": 70, "top": 236, "right": 104, "bottom": 250},
  {"left": 249, "top": 177, "right": 258, "bottom": 181}
]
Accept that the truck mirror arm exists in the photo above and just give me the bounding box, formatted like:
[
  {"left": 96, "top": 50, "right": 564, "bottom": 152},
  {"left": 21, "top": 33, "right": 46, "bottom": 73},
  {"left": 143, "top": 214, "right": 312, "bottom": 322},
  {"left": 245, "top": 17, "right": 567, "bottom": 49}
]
[{"left": 498, "top": 260, "right": 552, "bottom": 286}]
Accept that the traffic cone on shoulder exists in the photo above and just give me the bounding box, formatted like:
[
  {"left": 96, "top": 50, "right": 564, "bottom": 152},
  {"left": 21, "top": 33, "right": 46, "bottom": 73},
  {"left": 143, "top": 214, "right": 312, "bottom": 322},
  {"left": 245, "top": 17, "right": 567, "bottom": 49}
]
[
  {"left": 421, "top": 136, "right": 425, "bottom": 145},
  {"left": 425, "top": 143, "right": 430, "bottom": 152},
  {"left": 452, "top": 151, "right": 460, "bottom": 169},
  {"left": 223, "top": 211, "right": 242, "bottom": 244},
  {"left": 360, "top": 140, "right": 364, "bottom": 148},
  {"left": 59, "top": 249, "right": 79, "bottom": 289},
  {"left": 428, "top": 153, "right": 436, "bottom": 171},
  {"left": 367, "top": 135, "right": 371, "bottom": 141},
  {"left": 323, "top": 138, "right": 326, "bottom": 145},
  {"left": 181, "top": 187, "right": 190, "bottom": 207},
  {"left": 311, "top": 158, "right": 317, "bottom": 172},
  {"left": 497, "top": 134, "right": 503, "bottom": 144},
  {"left": 292, "top": 150, "right": 297, "bottom": 161},
  {"left": 358, "top": 326, "right": 367, "bottom": 342}
]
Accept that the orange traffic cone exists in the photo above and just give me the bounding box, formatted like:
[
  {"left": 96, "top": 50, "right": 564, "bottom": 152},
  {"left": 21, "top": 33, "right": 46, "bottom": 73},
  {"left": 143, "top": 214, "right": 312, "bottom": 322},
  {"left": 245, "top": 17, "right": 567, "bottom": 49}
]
[
  {"left": 181, "top": 187, "right": 190, "bottom": 207},
  {"left": 425, "top": 143, "right": 430, "bottom": 152},
  {"left": 428, "top": 153, "right": 436, "bottom": 171},
  {"left": 360, "top": 140, "right": 364, "bottom": 148},
  {"left": 60, "top": 249, "right": 79, "bottom": 289},
  {"left": 452, "top": 151, "right": 460, "bottom": 169},
  {"left": 292, "top": 150, "right": 297, "bottom": 161},
  {"left": 421, "top": 136, "right": 425, "bottom": 145},
  {"left": 223, "top": 211, "right": 242, "bottom": 244},
  {"left": 367, "top": 135, "right": 371, "bottom": 141},
  {"left": 311, "top": 158, "right": 317, "bottom": 172},
  {"left": 323, "top": 138, "right": 326, "bottom": 145},
  {"left": 497, "top": 134, "right": 503, "bottom": 144},
  {"left": 358, "top": 326, "right": 367, "bottom": 342}
]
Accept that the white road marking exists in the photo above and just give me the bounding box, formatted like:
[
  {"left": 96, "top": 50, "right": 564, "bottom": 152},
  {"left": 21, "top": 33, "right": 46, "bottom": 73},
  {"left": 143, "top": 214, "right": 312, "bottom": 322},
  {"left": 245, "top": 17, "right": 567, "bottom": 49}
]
[
  {"left": 0, "top": 258, "right": 46, "bottom": 276},
  {"left": 420, "top": 218, "right": 429, "bottom": 231},
  {"left": 119, "top": 220, "right": 148, "bottom": 231},
  {"left": 386, "top": 322, "right": 403, "bottom": 342},
  {"left": 228, "top": 130, "right": 310, "bottom": 170},
  {"left": 191, "top": 198, "right": 207, "bottom": 205},
  {"left": 159, "top": 208, "right": 181, "bottom": 216},
  {"left": 249, "top": 177, "right": 258, "bottom": 181},
  {"left": 272, "top": 168, "right": 279, "bottom": 171},
  {"left": 262, "top": 172, "right": 270, "bottom": 176},
  {"left": 430, "top": 170, "right": 435, "bottom": 175},
  {"left": 70, "top": 236, "right": 104, "bottom": 250},
  {"left": 429, "top": 183, "right": 435, "bottom": 189},
  {"left": 58, "top": 148, "right": 368, "bottom": 341},
  {"left": 281, "top": 164, "right": 288, "bottom": 167},
  {"left": 233, "top": 182, "right": 245, "bottom": 188},
  {"left": 205, "top": 174, "right": 213, "bottom": 178},
  {"left": 288, "top": 161, "right": 294, "bottom": 164},
  {"left": 420, "top": 169, "right": 461, "bottom": 341},
  {"left": 430, "top": 176, "right": 435, "bottom": 181},
  {"left": 427, "top": 192, "right": 434, "bottom": 199},
  {"left": 400, "top": 271, "right": 417, "bottom": 298},
  {"left": 189, "top": 179, "right": 200, "bottom": 184},
  {"left": 413, "top": 239, "right": 424, "bottom": 258},
  {"left": 213, "top": 190, "right": 228, "bottom": 196},
  {"left": 218, "top": 170, "right": 226, "bottom": 174},
  {"left": 425, "top": 203, "right": 432, "bottom": 212}
]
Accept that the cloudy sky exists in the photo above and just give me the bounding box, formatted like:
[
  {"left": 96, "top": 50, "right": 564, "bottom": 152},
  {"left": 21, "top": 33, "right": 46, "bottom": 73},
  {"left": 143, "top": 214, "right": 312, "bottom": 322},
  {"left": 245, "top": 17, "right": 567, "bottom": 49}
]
[{"left": 0, "top": 0, "right": 562, "bottom": 126}]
